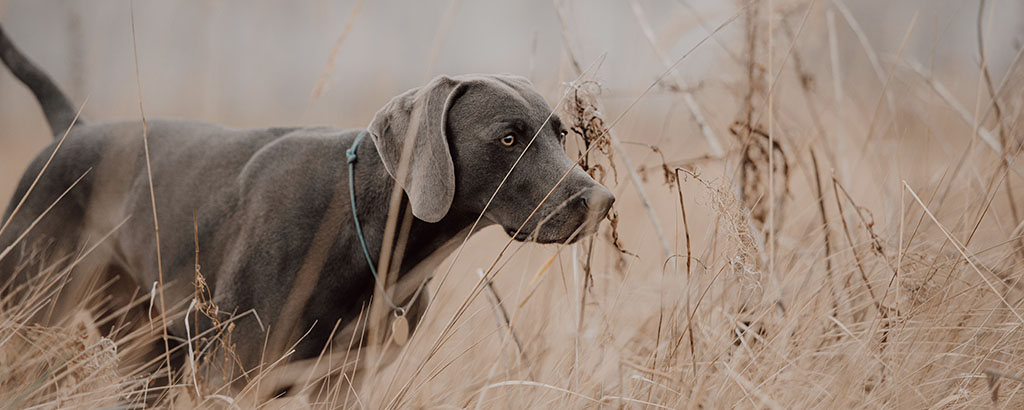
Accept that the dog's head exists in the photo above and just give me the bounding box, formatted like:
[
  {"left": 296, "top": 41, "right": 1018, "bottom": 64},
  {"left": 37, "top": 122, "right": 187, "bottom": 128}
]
[{"left": 368, "top": 74, "right": 614, "bottom": 243}]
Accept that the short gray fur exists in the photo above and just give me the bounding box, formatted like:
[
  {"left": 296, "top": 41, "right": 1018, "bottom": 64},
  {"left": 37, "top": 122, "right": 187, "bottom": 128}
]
[{"left": 0, "top": 23, "right": 615, "bottom": 388}]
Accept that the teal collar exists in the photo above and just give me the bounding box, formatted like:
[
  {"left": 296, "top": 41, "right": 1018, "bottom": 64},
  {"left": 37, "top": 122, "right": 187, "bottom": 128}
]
[{"left": 346, "top": 131, "right": 428, "bottom": 315}]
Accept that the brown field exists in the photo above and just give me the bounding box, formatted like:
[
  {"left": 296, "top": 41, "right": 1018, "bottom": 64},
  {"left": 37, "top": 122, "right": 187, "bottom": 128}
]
[{"left": 2, "top": 0, "right": 1024, "bottom": 408}]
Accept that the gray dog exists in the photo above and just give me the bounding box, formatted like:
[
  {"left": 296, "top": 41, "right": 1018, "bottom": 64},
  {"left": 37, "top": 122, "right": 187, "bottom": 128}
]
[{"left": 0, "top": 24, "right": 613, "bottom": 388}]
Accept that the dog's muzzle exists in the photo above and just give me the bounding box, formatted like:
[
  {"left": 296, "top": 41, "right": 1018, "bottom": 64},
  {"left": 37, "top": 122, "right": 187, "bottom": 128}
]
[
  {"left": 581, "top": 186, "right": 615, "bottom": 221},
  {"left": 576, "top": 186, "right": 614, "bottom": 236},
  {"left": 506, "top": 186, "right": 615, "bottom": 243}
]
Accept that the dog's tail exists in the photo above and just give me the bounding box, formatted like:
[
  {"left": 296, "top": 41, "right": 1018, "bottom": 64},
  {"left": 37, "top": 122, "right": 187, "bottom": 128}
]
[{"left": 0, "top": 24, "right": 84, "bottom": 137}]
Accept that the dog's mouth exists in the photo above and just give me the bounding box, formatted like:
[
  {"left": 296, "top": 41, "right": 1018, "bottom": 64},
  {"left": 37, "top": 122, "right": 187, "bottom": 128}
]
[
  {"left": 505, "top": 227, "right": 531, "bottom": 242},
  {"left": 497, "top": 187, "right": 611, "bottom": 244},
  {"left": 503, "top": 219, "right": 596, "bottom": 244}
]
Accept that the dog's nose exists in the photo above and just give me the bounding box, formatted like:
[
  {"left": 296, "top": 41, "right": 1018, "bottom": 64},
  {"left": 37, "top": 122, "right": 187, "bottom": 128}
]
[{"left": 581, "top": 186, "right": 615, "bottom": 217}]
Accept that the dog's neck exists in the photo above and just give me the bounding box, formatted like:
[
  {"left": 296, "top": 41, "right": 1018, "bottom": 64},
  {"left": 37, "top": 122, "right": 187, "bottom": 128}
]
[
  {"left": 390, "top": 221, "right": 475, "bottom": 303},
  {"left": 353, "top": 135, "right": 483, "bottom": 293},
  {"left": 399, "top": 212, "right": 474, "bottom": 274}
]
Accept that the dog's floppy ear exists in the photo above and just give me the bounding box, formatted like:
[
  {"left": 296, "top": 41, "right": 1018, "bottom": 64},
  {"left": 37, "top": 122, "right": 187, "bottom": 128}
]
[{"left": 368, "top": 75, "right": 464, "bottom": 223}]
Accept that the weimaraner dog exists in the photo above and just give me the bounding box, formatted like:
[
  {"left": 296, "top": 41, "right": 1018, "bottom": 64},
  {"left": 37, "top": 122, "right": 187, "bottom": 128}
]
[{"left": 0, "top": 24, "right": 613, "bottom": 391}]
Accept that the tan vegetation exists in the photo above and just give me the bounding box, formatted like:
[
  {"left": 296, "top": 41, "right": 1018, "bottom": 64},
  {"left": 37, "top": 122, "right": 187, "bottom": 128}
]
[{"left": 2, "top": 0, "right": 1024, "bottom": 408}]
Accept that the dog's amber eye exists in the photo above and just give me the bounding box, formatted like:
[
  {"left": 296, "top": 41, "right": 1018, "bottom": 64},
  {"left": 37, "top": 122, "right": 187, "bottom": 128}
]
[
  {"left": 559, "top": 130, "right": 568, "bottom": 140},
  {"left": 500, "top": 134, "right": 515, "bottom": 146}
]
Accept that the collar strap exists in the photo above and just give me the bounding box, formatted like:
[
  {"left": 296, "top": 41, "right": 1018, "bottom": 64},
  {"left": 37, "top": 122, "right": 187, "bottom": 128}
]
[
  {"left": 347, "top": 130, "right": 423, "bottom": 315},
  {"left": 346, "top": 130, "right": 366, "bottom": 164}
]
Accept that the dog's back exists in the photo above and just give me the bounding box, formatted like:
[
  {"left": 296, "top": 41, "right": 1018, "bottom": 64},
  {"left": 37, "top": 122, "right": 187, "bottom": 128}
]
[
  {"left": 0, "top": 19, "right": 616, "bottom": 400},
  {"left": 0, "top": 22, "right": 295, "bottom": 321}
]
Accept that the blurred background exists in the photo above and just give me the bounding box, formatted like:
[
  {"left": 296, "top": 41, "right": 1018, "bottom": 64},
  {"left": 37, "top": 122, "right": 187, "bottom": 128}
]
[
  {"left": 2, "top": 1, "right": 1024, "bottom": 407},
  {"left": 2, "top": 0, "right": 1021, "bottom": 199}
]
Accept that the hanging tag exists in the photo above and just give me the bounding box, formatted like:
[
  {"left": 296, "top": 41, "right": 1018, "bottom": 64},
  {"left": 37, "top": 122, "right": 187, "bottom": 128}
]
[{"left": 391, "top": 313, "right": 409, "bottom": 346}]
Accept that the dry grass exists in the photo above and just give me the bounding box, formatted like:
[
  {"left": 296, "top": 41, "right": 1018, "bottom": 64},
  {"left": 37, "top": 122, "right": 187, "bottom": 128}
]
[{"left": 3, "top": 0, "right": 1024, "bottom": 408}]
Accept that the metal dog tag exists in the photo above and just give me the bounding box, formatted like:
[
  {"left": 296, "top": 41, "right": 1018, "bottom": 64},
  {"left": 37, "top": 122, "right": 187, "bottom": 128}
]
[{"left": 391, "top": 314, "right": 409, "bottom": 346}]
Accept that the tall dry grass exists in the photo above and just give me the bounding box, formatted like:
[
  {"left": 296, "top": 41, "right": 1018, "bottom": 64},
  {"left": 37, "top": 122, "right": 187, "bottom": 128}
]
[{"left": 2, "top": 0, "right": 1024, "bottom": 408}]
